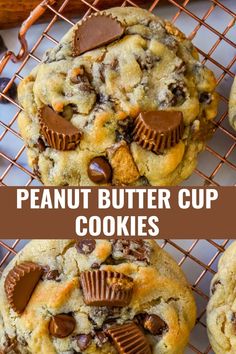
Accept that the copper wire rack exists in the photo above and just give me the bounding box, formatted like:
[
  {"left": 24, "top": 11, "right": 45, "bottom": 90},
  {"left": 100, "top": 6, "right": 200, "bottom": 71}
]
[{"left": 0, "top": 0, "right": 236, "bottom": 353}]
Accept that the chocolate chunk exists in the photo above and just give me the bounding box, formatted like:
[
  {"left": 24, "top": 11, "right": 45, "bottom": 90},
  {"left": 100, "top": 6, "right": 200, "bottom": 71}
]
[
  {"left": 75, "top": 239, "right": 96, "bottom": 255},
  {"left": 4, "top": 262, "right": 43, "bottom": 314},
  {"left": 80, "top": 270, "right": 133, "bottom": 307},
  {"left": 75, "top": 334, "right": 92, "bottom": 351},
  {"left": 231, "top": 313, "right": 236, "bottom": 323},
  {"left": 199, "top": 92, "right": 212, "bottom": 104},
  {"left": 43, "top": 268, "right": 60, "bottom": 281},
  {"left": 107, "top": 322, "right": 151, "bottom": 354},
  {"left": 169, "top": 83, "right": 186, "bottom": 106},
  {"left": 132, "top": 110, "right": 184, "bottom": 154},
  {"left": 91, "top": 262, "right": 100, "bottom": 269},
  {"left": 88, "top": 156, "right": 112, "bottom": 184},
  {"left": 112, "top": 239, "right": 152, "bottom": 264},
  {"left": 0, "top": 36, "right": 7, "bottom": 55},
  {"left": 143, "top": 314, "right": 168, "bottom": 335},
  {"left": 39, "top": 106, "right": 82, "bottom": 151},
  {"left": 115, "top": 117, "right": 134, "bottom": 144},
  {"left": 211, "top": 280, "right": 221, "bottom": 295},
  {"left": 95, "top": 331, "right": 109, "bottom": 347},
  {"left": 37, "top": 137, "right": 46, "bottom": 152},
  {"left": 73, "top": 13, "right": 124, "bottom": 56},
  {"left": 49, "top": 314, "right": 76, "bottom": 338},
  {"left": 0, "top": 78, "right": 17, "bottom": 104}
]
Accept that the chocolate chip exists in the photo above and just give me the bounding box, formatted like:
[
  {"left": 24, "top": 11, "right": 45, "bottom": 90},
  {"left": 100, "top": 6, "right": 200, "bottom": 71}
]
[
  {"left": 115, "top": 117, "right": 134, "bottom": 144},
  {"left": 95, "top": 331, "right": 108, "bottom": 347},
  {"left": 75, "top": 334, "right": 92, "bottom": 351},
  {"left": 169, "top": 83, "right": 186, "bottom": 106},
  {"left": 137, "top": 52, "right": 159, "bottom": 71},
  {"left": 91, "top": 262, "right": 100, "bottom": 269},
  {"left": 75, "top": 239, "right": 96, "bottom": 255},
  {"left": 199, "top": 92, "right": 212, "bottom": 104},
  {"left": 49, "top": 314, "right": 76, "bottom": 338},
  {"left": 37, "top": 137, "right": 46, "bottom": 152},
  {"left": 143, "top": 314, "right": 168, "bottom": 335},
  {"left": 0, "top": 78, "right": 17, "bottom": 104},
  {"left": 88, "top": 157, "right": 112, "bottom": 184},
  {"left": 231, "top": 313, "right": 236, "bottom": 323},
  {"left": 0, "top": 35, "right": 7, "bottom": 55},
  {"left": 112, "top": 239, "right": 152, "bottom": 264},
  {"left": 211, "top": 280, "right": 221, "bottom": 295},
  {"left": 43, "top": 269, "right": 61, "bottom": 281}
]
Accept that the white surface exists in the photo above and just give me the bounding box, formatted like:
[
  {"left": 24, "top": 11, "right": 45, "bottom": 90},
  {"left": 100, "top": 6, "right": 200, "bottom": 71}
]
[{"left": 0, "top": 1, "right": 236, "bottom": 353}]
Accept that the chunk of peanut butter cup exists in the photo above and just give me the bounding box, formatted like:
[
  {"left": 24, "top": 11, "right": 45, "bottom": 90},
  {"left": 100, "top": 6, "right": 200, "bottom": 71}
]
[
  {"left": 4, "top": 262, "right": 43, "bottom": 314},
  {"left": 133, "top": 110, "right": 184, "bottom": 154},
  {"left": 107, "top": 322, "right": 151, "bottom": 354},
  {"left": 73, "top": 13, "right": 124, "bottom": 56},
  {"left": 80, "top": 270, "right": 133, "bottom": 306},
  {"left": 39, "top": 106, "right": 82, "bottom": 151},
  {"left": 88, "top": 156, "right": 112, "bottom": 184},
  {"left": 49, "top": 314, "right": 76, "bottom": 338}
]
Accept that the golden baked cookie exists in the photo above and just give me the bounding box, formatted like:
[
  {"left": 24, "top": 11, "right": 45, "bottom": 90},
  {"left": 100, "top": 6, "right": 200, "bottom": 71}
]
[
  {"left": 18, "top": 7, "right": 218, "bottom": 186},
  {"left": 229, "top": 76, "right": 236, "bottom": 131},
  {"left": 0, "top": 239, "right": 196, "bottom": 353},
  {"left": 207, "top": 241, "right": 236, "bottom": 354}
]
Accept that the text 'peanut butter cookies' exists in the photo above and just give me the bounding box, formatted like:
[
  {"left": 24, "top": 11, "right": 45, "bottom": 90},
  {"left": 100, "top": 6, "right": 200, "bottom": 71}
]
[
  {"left": 80, "top": 270, "right": 133, "bottom": 306},
  {"left": 107, "top": 322, "right": 151, "bottom": 354},
  {"left": 73, "top": 12, "right": 124, "bottom": 56},
  {"left": 133, "top": 111, "right": 184, "bottom": 154},
  {"left": 4, "top": 262, "right": 43, "bottom": 314},
  {"left": 39, "top": 106, "right": 82, "bottom": 151}
]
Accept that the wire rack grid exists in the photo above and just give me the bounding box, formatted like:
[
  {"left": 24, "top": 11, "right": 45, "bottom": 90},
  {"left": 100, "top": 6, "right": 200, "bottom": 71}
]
[{"left": 0, "top": 0, "right": 236, "bottom": 353}]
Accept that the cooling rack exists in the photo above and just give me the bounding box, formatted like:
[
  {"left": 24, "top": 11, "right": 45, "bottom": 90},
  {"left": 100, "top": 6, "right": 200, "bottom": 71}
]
[{"left": 0, "top": 0, "right": 236, "bottom": 353}]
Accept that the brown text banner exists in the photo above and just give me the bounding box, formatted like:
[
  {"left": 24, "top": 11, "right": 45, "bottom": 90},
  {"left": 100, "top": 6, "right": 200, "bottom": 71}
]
[{"left": 0, "top": 187, "right": 235, "bottom": 239}]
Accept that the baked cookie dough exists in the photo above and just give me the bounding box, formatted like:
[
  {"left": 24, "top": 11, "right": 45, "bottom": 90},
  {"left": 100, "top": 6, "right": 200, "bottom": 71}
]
[
  {"left": 0, "top": 239, "right": 196, "bottom": 353},
  {"left": 229, "top": 76, "right": 236, "bottom": 130},
  {"left": 207, "top": 241, "right": 236, "bottom": 354},
  {"left": 18, "top": 7, "right": 218, "bottom": 186}
]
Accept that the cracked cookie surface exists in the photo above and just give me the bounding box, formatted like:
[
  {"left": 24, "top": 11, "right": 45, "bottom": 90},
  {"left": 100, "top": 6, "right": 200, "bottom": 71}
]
[
  {"left": 207, "top": 241, "right": 236, "bottom": 354},
  {"left": 0, "top": 239, "right": 196, "bottom": 353},
  {"left": 18, "top": 7, "right": 218, "bottom": 186}
]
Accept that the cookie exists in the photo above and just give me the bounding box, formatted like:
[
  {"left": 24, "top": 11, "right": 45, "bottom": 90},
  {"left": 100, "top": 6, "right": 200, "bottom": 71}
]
[
  {"left": 207, "top": 241, "right": 236, "bottom": 354},
  {"left": 0, "top": 239, "right": 196, "bottom": 353},
  {"left": 18, "top": 7, "right": 218, "bottom": 186},
  {"left": 229, "top": 76, "right": 236, "bottom": 130}
]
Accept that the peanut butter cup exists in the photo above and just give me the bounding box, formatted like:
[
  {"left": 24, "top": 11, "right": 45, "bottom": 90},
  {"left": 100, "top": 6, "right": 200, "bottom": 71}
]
[
  {"left": 73, "top": 13, "right": 124, "bottom": 56},
  {"left": 80, "top": 270, "right": 133, "bottom": 306},
  {"left": 133, "top": 110, "right": 184, "bottom": 153},
  {"left": 4, "top": 262, "right": 43, "bottom": 314},
  {"left": 39, "top": 106, "right": 82, "bottom": 151},
  {"left": 107, "top": 322, "right": 151, "bottom": 354}
]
